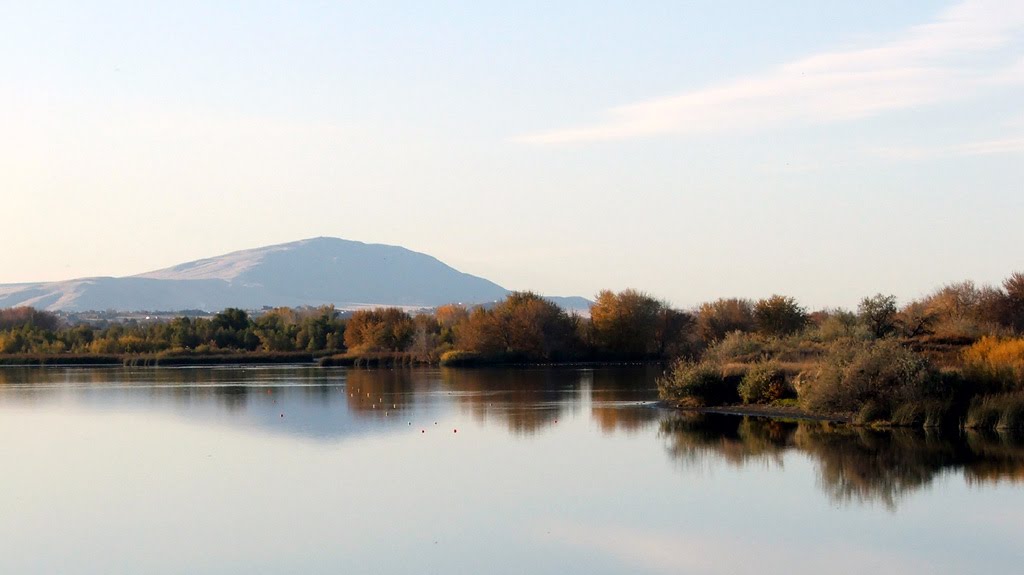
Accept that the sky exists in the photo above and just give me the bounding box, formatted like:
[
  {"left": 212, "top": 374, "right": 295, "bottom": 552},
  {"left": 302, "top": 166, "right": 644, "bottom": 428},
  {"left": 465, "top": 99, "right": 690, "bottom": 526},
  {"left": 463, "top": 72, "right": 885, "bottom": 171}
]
[{"left": 1, "top": 0, "right": 1022, "bottom": 309}]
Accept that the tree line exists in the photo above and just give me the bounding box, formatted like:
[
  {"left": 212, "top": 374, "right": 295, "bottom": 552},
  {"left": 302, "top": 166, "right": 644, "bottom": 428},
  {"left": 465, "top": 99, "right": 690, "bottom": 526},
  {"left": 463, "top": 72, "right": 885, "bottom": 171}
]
[{"left": 1, "top": 271, "right": 1023, "bottom": 367}]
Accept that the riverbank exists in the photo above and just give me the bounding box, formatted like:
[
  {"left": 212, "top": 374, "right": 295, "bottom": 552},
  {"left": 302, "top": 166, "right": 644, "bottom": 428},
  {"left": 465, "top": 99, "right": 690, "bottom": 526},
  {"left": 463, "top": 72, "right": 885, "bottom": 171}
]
[
  {"left": 0, "top": 352, "right": 319, "bottom": 367},
  {"left": 667, "top": 402, "right": 851, "bottom": 423},
  {"left": 0, "top": 351, "right": 665, "bottom": 369}
]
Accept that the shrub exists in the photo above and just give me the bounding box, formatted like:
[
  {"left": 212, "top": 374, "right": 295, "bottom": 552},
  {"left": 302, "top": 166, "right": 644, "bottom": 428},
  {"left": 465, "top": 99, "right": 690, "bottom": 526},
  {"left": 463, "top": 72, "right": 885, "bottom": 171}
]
[
  {"left": 799, "top": 340, "right": 946, "bottom": 421},
  {"left": 657, "top": 360, "right": 735, "bottom": 406},
  {"left": 807, "top": 309, "right": 871, "bottom": 343},
  {"left": 703, "top": 331, "right": 765, "bottom": 363},
  {"left": 931, "top": 316, "right": 988, "bottom": 342},
  {"left": 962, "top": 336, "right": 1024, "bottom": 393},
  {"left": 738, "top": 361, "right": 787, "bottom": 404},
  {"left": 439, "top": 350, "right": 484, "bottom": 366}
]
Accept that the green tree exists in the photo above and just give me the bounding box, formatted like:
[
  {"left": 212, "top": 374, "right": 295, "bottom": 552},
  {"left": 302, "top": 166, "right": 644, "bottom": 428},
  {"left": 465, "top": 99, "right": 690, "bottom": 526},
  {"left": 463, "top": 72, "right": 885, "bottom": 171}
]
[
  {"left": 211, "top": 308, "right": 251, "bottom": 332},
  {"left": 858, "top": 294, "right": 898, "bottom": 338}
]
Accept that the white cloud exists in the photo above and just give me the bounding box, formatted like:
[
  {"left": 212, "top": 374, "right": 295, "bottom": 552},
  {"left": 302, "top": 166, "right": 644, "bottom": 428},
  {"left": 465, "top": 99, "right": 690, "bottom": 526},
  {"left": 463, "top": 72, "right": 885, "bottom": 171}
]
[{"left": 518, "top": 0, "right": 1024, "bottom": 144}]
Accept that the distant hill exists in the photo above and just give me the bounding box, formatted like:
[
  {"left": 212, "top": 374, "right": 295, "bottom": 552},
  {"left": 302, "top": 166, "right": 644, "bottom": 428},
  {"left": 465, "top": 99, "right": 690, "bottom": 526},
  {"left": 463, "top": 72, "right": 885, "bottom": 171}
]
[{"left": 0, "top": 237, "right": 591, "bottom": 313}]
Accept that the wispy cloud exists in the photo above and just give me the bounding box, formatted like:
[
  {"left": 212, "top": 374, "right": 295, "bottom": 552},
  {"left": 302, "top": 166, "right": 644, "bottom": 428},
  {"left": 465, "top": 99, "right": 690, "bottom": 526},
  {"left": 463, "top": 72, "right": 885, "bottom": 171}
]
[{"left": 518, "top": 0, "right": 1024, "bottom": 144}]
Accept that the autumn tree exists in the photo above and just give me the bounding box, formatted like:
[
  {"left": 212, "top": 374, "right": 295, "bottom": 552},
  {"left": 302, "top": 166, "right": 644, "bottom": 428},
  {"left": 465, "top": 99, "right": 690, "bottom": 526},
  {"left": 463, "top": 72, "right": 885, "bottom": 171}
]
[
  {"left": 343, "top": 308, "right": 415, "bottom": 352},
  {"left": 590, "top": 289, "right": 661, "bottom": 357},
  {"left": 0, "top": 307, "right": 59, "bottom": 331},
  {"left": 922, "top": 281, "right": 983, "bottom": 322},
  {"left": 410, "top": 313, "right": 443, "bottom": 359},
  {"left": 753, "top": 295, "right": 808, "bottom": 337},
  {"left": 920, "top": 280, "right": 1004, "bottom": 338},
  {"left": 895, "top": 301, "right": 936, "bottom": 338},
  {"left": 1004, "top": 272, "right": 1024, "bottom": 332},
  {"left": 455, "top": 307, "right": 503, "bottom": 355},
  {"left": 493, "top": 292, "right": 579, "bottom": 361},
  {"left": 589, "top": 289, "right": 691, "bottom": 358},
  {"left": 435, "top": 304, "right": 469, "bottom": 347},
  {"left": 455, "top": 292, "right": 579, "bottom": 361},
  {"left": 695, "top": 298, "right": 755, "bottom": 342}
]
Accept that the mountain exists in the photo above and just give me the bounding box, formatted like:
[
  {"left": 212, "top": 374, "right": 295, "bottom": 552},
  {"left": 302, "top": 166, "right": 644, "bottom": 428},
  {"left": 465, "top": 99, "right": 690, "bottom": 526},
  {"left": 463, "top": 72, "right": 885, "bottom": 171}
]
[{"left": 0, "top": 237, "right": 591, "bottom": 313}]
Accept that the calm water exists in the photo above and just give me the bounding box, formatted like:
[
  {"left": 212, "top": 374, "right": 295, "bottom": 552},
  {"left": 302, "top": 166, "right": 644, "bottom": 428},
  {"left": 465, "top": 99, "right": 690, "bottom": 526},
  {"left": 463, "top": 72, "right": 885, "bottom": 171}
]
[{"left": 1, "top": 366, "right": 1022, "bottom": 574}]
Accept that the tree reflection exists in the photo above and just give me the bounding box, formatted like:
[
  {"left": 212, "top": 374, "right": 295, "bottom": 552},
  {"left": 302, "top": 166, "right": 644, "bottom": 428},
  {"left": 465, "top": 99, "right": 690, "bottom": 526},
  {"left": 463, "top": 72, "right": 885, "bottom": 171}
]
[
  {"left": 343, "top": 368, "right": 428, "bottom": 417},
  {"left": 591, "top": 366, "right": 662, "bottom": 434},
  {"left": 660, "top": 414, "right": 1024, "bottom": 509},
  {"left": 0, "top": 365, "right": 348, "bottom": 412},
  {"left": 440, "top": 368, "right": 573, "bottom": 435},
  {"left": 963, "top": 429, "right": 1024, "bottom": 485}
]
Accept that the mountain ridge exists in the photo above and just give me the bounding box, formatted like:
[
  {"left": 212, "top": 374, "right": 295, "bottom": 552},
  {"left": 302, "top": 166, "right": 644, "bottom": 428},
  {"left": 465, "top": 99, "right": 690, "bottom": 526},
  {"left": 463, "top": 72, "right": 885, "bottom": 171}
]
[{"left": 0, "top": 237, "right": 591, "bottom": 313}]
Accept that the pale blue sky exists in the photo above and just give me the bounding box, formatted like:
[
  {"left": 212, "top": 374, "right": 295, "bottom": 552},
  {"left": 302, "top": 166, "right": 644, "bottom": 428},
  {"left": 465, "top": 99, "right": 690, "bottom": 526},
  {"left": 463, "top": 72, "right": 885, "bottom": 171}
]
[{"left": 2, "top": 0, "right": 1021, "bottom": 308}]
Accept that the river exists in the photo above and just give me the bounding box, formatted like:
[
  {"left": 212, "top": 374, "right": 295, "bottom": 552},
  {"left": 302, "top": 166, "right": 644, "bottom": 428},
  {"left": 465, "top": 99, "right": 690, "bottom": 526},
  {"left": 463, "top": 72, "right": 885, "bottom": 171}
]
[{"left": 1, "top": 366, "right": 1022, "bottom": 574}]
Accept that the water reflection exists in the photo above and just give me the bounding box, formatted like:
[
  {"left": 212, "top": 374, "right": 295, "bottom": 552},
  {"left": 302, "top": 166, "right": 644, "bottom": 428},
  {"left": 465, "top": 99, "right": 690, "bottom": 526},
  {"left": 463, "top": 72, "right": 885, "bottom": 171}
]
[
  {"left": 660, "top": 414, "right": 1024, "bottom": 508},
  {"left": 4, "top": 365, "right": 1024, "bottom": 510},
  {"left": 590, "top": 367, "right": 664, "bottom": 434},
  {"left": 344, "top": 368, "right": 424, "bottom": 415},
  {"left": 0, "top": 365, "right": 663, "bottom": 439},
  {"left": 441, "top": 368, "right": 579, "bottom": 434},
  {"left": 3, "top": 366, "right": 1024, "bottom": 574}
]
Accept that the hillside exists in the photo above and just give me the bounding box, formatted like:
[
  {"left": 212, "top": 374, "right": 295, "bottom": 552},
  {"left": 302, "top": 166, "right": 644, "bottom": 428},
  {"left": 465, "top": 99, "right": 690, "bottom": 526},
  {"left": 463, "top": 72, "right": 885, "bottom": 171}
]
[{"left": 0, "top": 237, "right": 589, "bottom": 312}]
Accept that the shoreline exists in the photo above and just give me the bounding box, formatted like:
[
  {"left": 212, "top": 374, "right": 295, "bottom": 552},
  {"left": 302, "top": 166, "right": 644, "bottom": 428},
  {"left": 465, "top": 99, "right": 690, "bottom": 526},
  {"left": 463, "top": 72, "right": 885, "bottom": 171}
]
[
  {"left": 665, "top": 402, "right": 852, "bottom": 423},
  {"left": 0, "top": 354, "right": 666, "bottom": 369}
]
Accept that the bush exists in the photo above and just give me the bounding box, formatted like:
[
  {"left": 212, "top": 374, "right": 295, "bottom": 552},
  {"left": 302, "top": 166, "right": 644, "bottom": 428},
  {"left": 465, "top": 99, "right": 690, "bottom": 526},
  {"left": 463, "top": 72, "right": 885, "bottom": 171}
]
[
  {"left": 962, "top": 336, "right": 1024, "bottom": 393},
  {"left": 738, "top": 361, "right": 787, "bottom": 404},
  {"left": 799, "top": 339, "right": 947, "bottom": 422},
  {"left": 703, "top": 331, "right": 765, "bottom": 363},
  {"left": 658, "top": 360, "right": 735, "bottom": 406},
  {"left": 807, "top": 309, "right": 872, "bottom": 343},
  {"left": 439, "top": 350, "right": 484, "bottom": 366}
]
